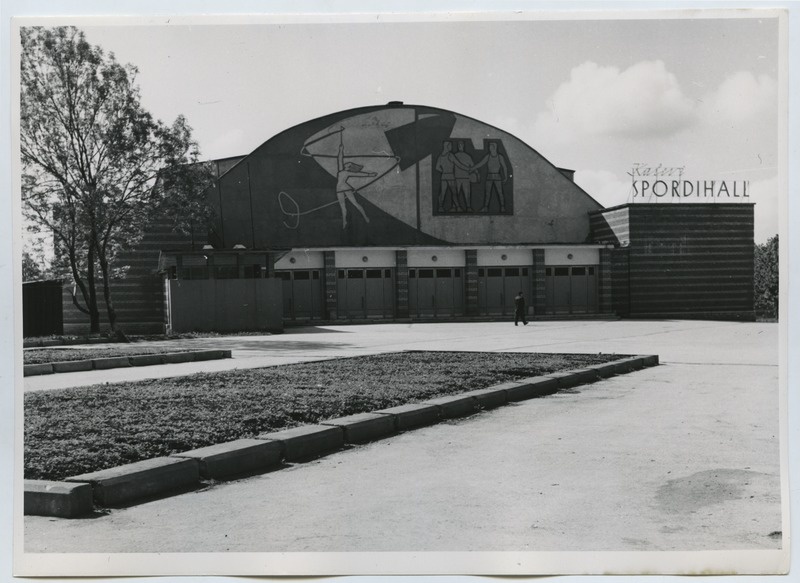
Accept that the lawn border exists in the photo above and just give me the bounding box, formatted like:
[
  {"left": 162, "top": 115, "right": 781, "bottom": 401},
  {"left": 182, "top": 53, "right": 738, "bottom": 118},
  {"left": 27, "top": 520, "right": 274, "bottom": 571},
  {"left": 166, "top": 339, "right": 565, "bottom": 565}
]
[
  {"left": 23, "top": 349, "right": 232, "bottom": 377},
  {"left": 23, "top": 353, "right": 659, "bottom": 518}
]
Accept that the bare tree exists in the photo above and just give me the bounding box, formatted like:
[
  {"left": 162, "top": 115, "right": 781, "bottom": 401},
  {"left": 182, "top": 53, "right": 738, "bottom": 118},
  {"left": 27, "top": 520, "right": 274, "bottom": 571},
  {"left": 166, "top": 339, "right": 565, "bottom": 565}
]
[{"left": 20, "top": 26, "right": 213, "bottom": 334}]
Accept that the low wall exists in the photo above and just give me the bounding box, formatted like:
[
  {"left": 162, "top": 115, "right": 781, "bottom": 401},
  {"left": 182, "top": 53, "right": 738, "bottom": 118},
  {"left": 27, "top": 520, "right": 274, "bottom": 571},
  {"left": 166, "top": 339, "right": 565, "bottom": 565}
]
[
  {"left": 167, "top": 278, "right": 283, "bottom": 333},
  {"left": 62, "top": 276, "right": 165, "bottom": 336}
]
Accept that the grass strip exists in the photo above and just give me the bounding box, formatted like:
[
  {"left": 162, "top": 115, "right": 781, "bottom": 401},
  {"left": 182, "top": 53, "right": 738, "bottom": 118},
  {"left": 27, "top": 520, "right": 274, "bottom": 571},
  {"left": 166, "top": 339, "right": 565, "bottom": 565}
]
[
  {"left": 25, "top": 351, "right": 623, "bottom": 481},
  {"left": 24, "top": 346, "right": 196, "bottom": 365}
]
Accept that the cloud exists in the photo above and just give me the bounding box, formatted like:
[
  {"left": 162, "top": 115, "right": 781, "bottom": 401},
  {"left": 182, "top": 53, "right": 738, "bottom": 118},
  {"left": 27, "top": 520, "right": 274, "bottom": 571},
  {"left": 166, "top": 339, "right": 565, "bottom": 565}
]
[
  {"left": 534, "top": 60, "right": 696, "bottom": 141},
  {"left": 573, "top": 169, "right": 633, "bottom": 208},
  {"left": 700, "top": 71, "right": 777, "bottom": 125}
]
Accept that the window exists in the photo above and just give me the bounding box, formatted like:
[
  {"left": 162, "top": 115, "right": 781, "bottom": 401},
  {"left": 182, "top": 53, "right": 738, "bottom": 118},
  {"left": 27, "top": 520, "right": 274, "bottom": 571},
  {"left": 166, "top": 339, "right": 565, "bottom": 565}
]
[
  {"left": 545, "top": 268, "right": 552, "bottom": 276},
  {"left": 384, "top": 269, "right": 392, "bottom": 278},
  {"left": 588, "top": 267, "right": 595, "bottom": 275},
  {"left": 293, "top": 271, "right": 310, "bottom": 280},
  {"left": 478, "top": 268, "right": 484, "bottom": 277},
  {"left": 313, "top": 271, "right": 320, "bottom": 280},
  {"left": 366, "top": 269, "right": 382, "bottom": 279},
  {"left": 488, "top": 268, "right": 502, "bottom": 277},
  {"left": 522, "top": 268, "right": 528, "bottom": 276},
  {"left": 418, "top": 269, "right": 433, "bottom": 278},
  {"left": 436, "top": 268, "right": 451, "bottom": 278},
  {"left": 505, "top": 268, "right": 519, "bottom": 277},
  {"left": 572, "top": 267, "right": 586, "bottom": 276},
  {"left": 348, "top": 270, "right": 364, "bottom": 279},
  {"left": 275, "top": 272, "right": 291, "bottom": 281},
  {"left": 454, "top": 268, "right": 461, "bottom": 277},
  {"left": 338, "top": 270, "right": 345, "bottom": 279},
  {"left": 409, "top": 269, "right": 416, "bottom": 278},
  {"left": 554, "top": 267, "right": 569, "bottom": 276}
]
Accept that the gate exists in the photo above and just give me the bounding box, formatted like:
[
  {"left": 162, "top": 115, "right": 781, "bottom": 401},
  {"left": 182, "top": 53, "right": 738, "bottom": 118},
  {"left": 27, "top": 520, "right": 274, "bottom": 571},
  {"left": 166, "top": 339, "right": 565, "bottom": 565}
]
[
  {"left": 337, "top": 268, "right": 395, "bottom": 319},
  {"left": 408, "top": 267, "right": 464, "bottom": 318},
  {"left": 544, "top": 266, "right": 598, "bottom": 314},
  {"left": 275, "top": 269, "right": 324, "bottom": 320},
  {"left": 477, "top": 267, "right": 532, "bottom": 316}
]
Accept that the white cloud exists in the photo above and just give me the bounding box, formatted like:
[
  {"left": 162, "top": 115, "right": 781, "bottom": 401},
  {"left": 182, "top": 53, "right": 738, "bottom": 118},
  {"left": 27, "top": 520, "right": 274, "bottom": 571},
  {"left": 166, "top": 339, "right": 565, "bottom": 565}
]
[
  {"left": 701, "top": 71, "right": 777, "bottom": 126},
  {"left": 573, "top": 169, "right": 633, "bottom": 208},
  {"left": 534, "top": 60, "right": 696, "bottom": 140}
]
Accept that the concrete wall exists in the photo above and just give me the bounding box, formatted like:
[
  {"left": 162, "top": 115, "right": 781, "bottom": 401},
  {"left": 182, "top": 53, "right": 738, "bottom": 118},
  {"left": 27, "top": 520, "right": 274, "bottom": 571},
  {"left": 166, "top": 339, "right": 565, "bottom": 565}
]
[{"left": 167, "top": 279, "right": 283, "bottom": 333}]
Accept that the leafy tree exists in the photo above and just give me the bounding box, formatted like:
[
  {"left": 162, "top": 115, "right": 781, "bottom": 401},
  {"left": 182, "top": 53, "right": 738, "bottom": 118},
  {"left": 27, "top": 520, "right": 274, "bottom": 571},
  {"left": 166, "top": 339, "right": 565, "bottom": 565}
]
[
  {"left": 22, "top": 249, "right": 44, "bottom": 282},
  {"left": 754, "top": 234, "right": 779, "bottom": 320},
  {"left": 20, "top": 26, "right": 212, "bottom": 334}
]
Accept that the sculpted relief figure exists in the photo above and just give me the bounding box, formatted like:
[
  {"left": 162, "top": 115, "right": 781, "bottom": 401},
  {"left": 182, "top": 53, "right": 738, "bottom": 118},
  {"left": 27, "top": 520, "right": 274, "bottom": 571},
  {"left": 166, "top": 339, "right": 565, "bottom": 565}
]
[
  {"left": 472, "top": 141, "right": 509, "bottom": 213},
  {"left": 453, "top": 141, "right": 475, "bottom": 212},
  {"left": 435, "top": 141, "right": 472, "bottom": 212}
]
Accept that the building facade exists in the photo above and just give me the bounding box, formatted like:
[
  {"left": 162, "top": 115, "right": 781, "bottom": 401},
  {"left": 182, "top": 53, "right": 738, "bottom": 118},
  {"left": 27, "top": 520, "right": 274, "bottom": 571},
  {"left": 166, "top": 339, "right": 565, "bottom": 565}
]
[{"left": 59, "top": 103, "right": 756, "bottom": 335}]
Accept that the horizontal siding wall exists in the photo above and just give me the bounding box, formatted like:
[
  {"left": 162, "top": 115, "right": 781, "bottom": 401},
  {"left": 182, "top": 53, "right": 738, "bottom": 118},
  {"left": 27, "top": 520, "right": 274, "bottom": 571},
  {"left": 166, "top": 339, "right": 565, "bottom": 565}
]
[
  {"left": 627, "top": 204, "right": 754, "bottom": 319},
  {"left": 62, "top": 276, "right": 165, "bottom": 335},
  {"left": 61, "top": 215, "right": 203, "bottom": 335},
  {"left": 590, "top": 207, "right": 630, "bottom": 245}
]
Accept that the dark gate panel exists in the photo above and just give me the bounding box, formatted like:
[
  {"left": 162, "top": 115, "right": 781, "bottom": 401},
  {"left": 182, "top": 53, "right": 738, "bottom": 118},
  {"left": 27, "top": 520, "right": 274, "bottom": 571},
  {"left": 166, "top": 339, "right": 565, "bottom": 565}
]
[{"left": 23, "top": 280, "right": 64, "bottom": 337}]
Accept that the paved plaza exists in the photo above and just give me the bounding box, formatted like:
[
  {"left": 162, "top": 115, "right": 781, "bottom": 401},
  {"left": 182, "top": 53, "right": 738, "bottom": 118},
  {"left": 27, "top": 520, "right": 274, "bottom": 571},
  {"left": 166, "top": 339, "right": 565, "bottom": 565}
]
[{"left": 22, "top": 320, "right": 784, "bottom": 567}]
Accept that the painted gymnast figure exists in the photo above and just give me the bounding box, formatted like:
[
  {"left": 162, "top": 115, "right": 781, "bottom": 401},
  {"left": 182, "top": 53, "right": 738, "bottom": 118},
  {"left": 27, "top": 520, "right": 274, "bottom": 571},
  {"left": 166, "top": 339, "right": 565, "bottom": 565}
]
[{"left": 336, "top": 142, "right": 377, "bottom": 228}]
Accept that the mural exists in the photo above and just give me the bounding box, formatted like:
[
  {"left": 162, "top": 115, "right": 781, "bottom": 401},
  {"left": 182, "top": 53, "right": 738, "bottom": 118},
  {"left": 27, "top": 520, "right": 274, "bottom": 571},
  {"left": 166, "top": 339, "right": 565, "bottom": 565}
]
[
  {"left": 207, "top": 104, "right": 602, "bottom": 249},
  {"left": 434, "top": 139, "right": 512, "bottom": 214},
  {"left": 278, "top": 126, "right": 400, "bottom": 229}
]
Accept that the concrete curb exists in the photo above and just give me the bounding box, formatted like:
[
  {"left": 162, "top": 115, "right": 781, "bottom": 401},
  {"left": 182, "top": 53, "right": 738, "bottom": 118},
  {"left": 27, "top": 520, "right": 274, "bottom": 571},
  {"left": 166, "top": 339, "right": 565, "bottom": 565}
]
[
  {"left": 320, "top": 412, "right": 397, "bottom": 444},
  {"left": 24, "top": 480, "right": 94, "bottom": 518},
  {"left": 23, "top": 349, "right": 232, "bottom": 376},
  {"left": 25, "top": 354, "right": 658, "bottom": 517},
  {"left": 173, "top": 439, "right": 283, "bottom": 479},
  {"left": 257, "top": 425, "right": 345, "bottom": 461},
  {"left": 65, "top": 457, "right": 200, "bottom": 507}
]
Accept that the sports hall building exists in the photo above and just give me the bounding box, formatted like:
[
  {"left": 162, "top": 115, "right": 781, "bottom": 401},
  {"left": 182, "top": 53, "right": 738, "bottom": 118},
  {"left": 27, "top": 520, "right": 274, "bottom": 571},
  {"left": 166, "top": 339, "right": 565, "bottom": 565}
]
[{"left": 56, "top": 103, "right": 756, "bottom": 334}]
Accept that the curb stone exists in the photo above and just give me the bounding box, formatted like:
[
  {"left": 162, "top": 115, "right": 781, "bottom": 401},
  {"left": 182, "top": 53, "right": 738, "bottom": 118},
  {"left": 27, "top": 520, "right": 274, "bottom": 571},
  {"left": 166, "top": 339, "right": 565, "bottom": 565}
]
[
  {"left": 172, "top": 439, "right": 283, "bottom": 479},
  {"left": 24, "top": 480, "right": 94, "bottom": 518},
  {"left": 374, "top": 403, "right": 440, "bottom": 430},
  {"left": 51, "top": 359, "right": 93, "bottom": 373},
  {"left": 23, "top": 363, "right": 53, "bottom": 376},
  {"left": 460, "top": 387, "right": 508, "bottom": 409},
  {"left": 257, "top": 425, "right": 345, "bottom": 462},
  {"left": 26, "top": 354, "right": 658, "bottom": 517},
  {"left": 65, "top": 457, "right": 200, "bottom": 507},
  {"left": 320, "top": 412, "right": 397, "bottom": 444},
  {"left": 503, "top": 377, "right": 560, "bottom": 401},
  {"left": 424, "top": 394, "right": 479, "bottom": 418},
  {"left": 93, "top": 356, "right": 133, "bottom": 370}
]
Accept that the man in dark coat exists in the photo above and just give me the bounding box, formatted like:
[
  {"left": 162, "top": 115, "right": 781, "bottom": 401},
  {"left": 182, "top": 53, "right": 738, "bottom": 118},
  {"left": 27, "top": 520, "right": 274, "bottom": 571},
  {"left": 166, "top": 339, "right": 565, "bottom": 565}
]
[{"left": 514, "top": 291, "right": 528, "bottom": 326}]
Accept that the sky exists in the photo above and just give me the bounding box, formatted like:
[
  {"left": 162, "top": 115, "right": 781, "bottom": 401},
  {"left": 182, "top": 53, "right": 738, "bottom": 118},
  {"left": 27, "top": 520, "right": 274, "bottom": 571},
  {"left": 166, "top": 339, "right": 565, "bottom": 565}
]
[{"left": 71, "top": 13, "right": 783, "bottom": 242}]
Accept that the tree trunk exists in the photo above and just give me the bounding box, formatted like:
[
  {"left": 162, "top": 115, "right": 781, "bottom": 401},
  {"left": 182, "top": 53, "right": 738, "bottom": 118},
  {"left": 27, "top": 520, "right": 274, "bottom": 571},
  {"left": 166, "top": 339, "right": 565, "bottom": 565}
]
[
  {"left": 86, "top": 238, "right": 100, "bottom": 334},
  {"left": 96, "top": 243, "right": 118, "bottom": 333},
  {"left": 67, "top": 245, "right": 100, "bottom": 333}
]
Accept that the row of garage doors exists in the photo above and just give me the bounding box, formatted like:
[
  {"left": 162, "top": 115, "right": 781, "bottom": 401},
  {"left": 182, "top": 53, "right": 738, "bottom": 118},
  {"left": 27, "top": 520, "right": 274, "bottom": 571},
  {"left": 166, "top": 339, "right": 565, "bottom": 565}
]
[{"left": 274, "top": 265, "right": 598, "bottom": 320}]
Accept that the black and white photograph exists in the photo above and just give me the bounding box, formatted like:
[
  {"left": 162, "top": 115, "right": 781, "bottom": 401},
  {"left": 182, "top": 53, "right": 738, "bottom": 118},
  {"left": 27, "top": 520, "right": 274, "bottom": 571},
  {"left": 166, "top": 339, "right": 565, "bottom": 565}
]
[{"left": 2, "top": 2, "right": 797, "bottom": 580}]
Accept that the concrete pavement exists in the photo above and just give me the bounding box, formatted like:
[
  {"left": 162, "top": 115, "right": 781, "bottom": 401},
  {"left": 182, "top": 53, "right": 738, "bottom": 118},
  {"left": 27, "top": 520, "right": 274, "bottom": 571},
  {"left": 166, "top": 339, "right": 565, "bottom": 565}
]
[{"left": 21, "top": 320, "right": 784, "bottom": 569}]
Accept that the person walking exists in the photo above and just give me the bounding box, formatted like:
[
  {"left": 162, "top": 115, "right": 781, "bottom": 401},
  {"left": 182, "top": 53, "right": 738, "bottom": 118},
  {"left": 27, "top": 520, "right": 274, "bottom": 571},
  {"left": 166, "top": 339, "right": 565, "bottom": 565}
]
[{"left": 514, "top": 291, "right": 528, "bottom": 326}]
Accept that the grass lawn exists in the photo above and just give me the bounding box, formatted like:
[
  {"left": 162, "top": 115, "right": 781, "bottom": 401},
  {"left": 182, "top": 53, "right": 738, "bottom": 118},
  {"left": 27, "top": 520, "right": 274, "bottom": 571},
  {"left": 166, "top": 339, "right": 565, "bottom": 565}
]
[
  {"left": 23, "top": 346, "right": 198, "bottom": 365},
  {"left": 25, "top": 351, "right": 623, "bottom": 481}
]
